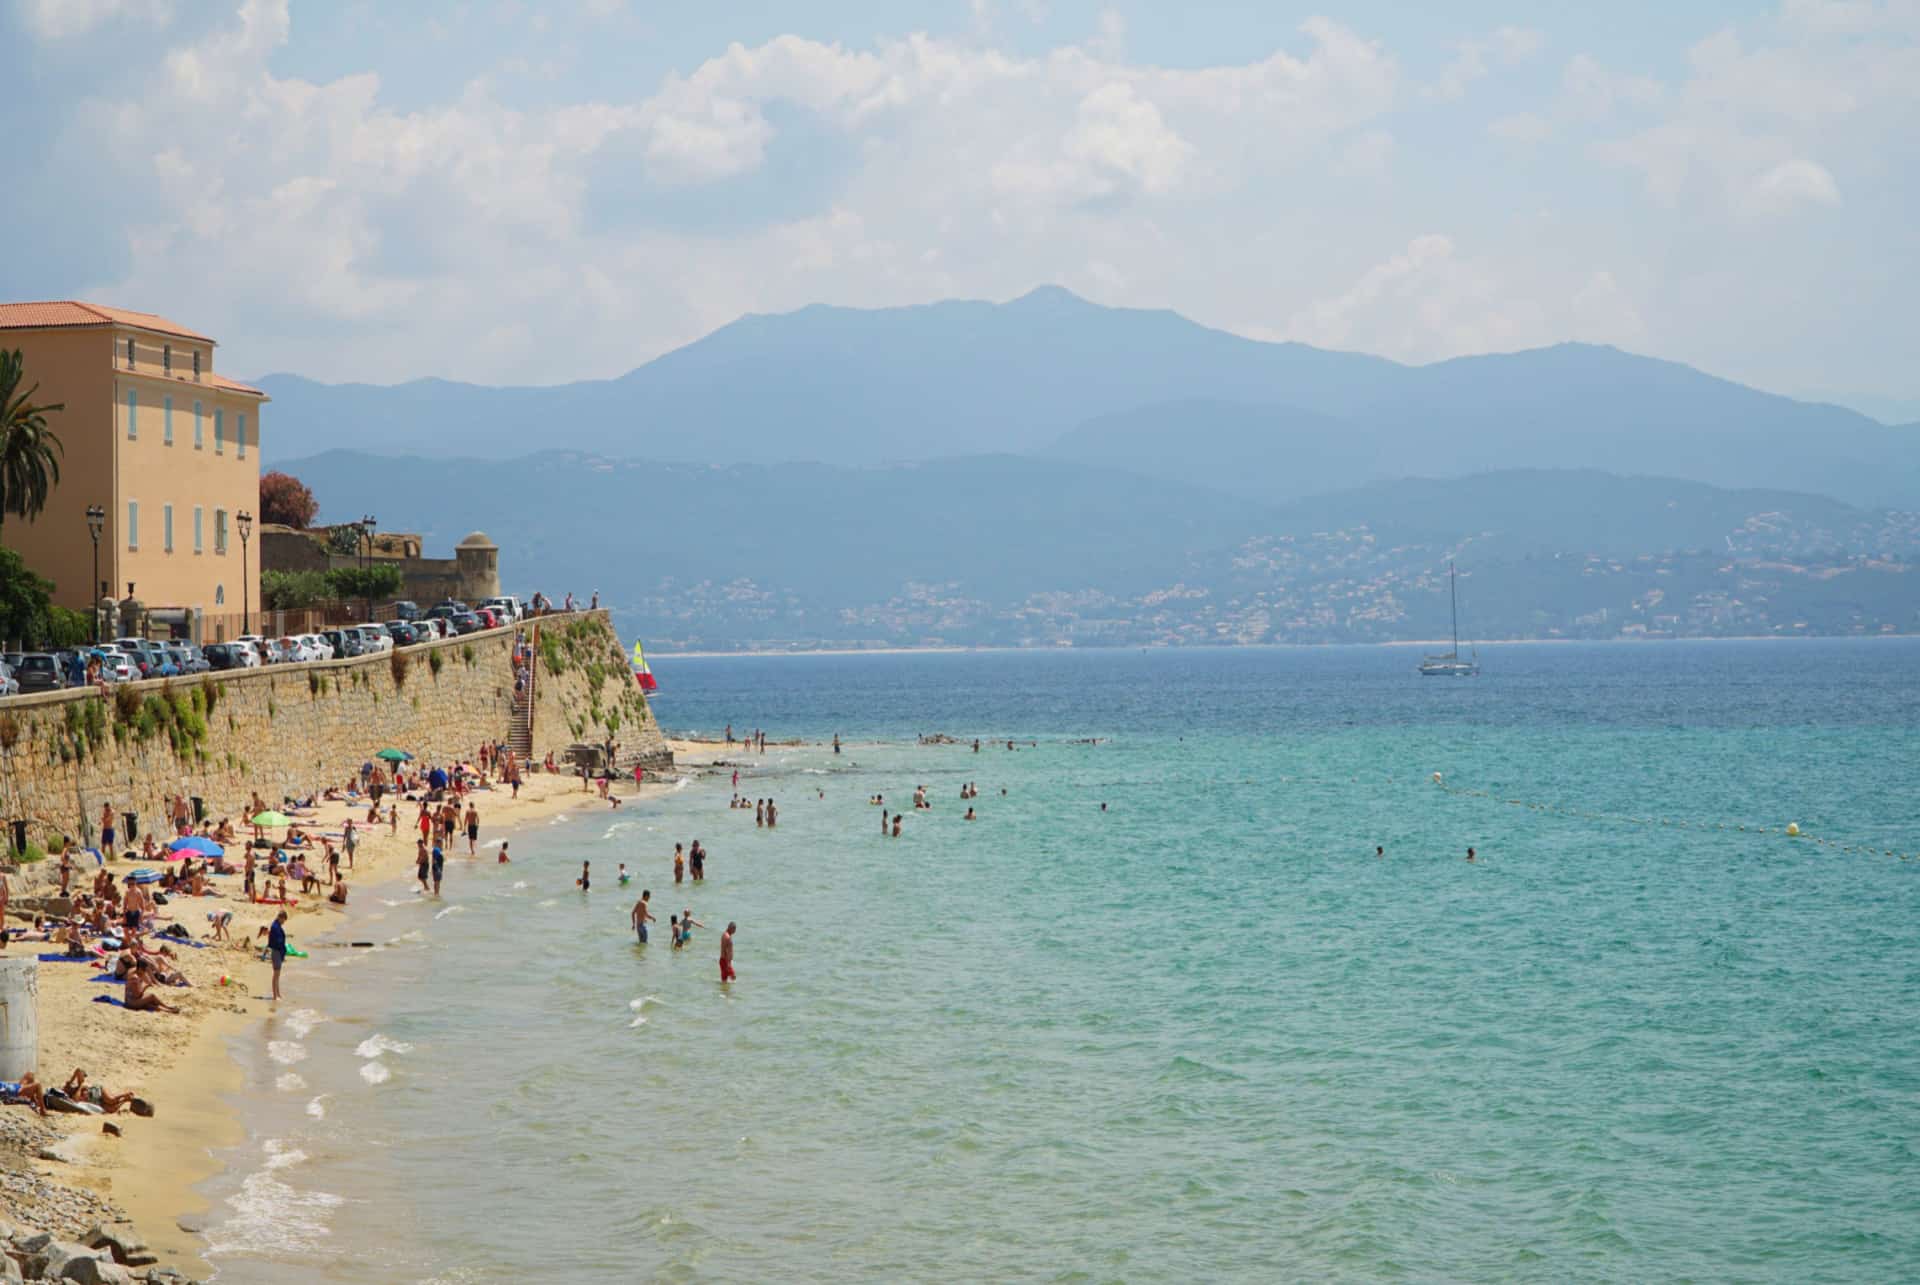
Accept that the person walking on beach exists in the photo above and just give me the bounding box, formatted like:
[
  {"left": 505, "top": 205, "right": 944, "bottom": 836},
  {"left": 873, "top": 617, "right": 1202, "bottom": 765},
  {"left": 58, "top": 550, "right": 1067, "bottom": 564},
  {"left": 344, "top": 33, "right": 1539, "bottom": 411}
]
[
  {"left": 464, "top": 803, "right": 480, "bottom": 856},
  {"left": 343, "top": 818, "right": 358, "bottom": 869},
  {"left": 265, "top": 910, "right": 290, "bottom": 1002},
  {"left": 632, "top": 889, "right": 654, "bottom": 944},
  {"left": 719, "top": 922, "right": 737, "bottom": 983},
  {"left": 415, "top": 838, "right": 431, "bottom": 893}
]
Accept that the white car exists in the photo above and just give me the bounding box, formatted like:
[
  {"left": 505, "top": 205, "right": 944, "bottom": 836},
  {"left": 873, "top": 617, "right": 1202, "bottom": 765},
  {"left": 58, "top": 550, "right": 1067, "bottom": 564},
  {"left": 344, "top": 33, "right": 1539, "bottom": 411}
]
[
  {"left": 354, "top": 624, "right": 391, "bottom": 654},
  {"left": 235, "top": 635, "right": 271, "bottom": 665},
  {"left": 480, "top": 596, "right": 521, "bottom": 623},
  {"left": 93, "top": 647, "right": 136, "bottom": 682},
  {"left": 302, "top": 633, "right": 335, "bottom": 661}
]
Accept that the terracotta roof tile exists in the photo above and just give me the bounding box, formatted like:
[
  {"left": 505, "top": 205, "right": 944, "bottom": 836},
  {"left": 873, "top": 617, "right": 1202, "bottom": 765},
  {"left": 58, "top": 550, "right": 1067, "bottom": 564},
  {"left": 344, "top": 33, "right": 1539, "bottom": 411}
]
[
  {"left": 208, "top": 372, "right": 267, "bottom": 398},
  {"left": 0, "top": 301, "right": 213, "bottom": 343}
]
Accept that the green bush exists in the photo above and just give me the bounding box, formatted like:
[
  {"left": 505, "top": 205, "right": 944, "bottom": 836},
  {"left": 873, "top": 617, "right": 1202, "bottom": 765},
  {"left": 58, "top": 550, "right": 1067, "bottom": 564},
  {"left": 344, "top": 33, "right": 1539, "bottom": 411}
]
[
  {"left": 428, "top": 650, "right": 444, "bottom": 677},
  {"left": 326, "top": 563, "right": 403, "bottom": 600},
  {"left": 260, "top": 569, "right": 331, "bottom": 609},
  {"left": 44, "top": 605, "right": 92, "bottom": 648}
]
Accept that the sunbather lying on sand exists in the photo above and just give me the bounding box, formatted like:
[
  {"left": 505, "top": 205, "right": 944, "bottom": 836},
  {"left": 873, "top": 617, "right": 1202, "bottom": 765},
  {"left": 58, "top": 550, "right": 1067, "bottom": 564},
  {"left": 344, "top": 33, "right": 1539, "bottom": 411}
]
[
  {"left": 61, "top": 1068, "right": 139, "bottom": 1115},
  {"left": 125, "top": 963, "right": 181, "bottom": 1013},
  {"left": 1, "top": 1073, "right": 47, "bottom": 1116}
]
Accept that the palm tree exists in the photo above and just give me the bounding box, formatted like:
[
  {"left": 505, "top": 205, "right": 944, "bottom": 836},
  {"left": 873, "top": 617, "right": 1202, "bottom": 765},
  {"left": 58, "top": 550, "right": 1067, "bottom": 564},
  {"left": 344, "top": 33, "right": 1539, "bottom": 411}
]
[{"left": 0, "top": 347, "right": 65, "bottom": 543}]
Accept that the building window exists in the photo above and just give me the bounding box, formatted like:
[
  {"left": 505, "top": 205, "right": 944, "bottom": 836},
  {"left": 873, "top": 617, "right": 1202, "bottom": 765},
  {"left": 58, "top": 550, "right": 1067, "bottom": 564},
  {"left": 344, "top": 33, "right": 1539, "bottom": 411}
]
[
  {"left": 215, "top": 508, "right": 228, "bottom": 555},
  {"left": 163, "top": 504, "right": 174, "bottom": 553},
  {"left": 194, "top": 401, "right": 203, "bottom": 449},
  {"left": 194, "top": 506, "right": 204, "bottom": 554},
  {"left": 214, "top": 409, "right": 224, "bottom": 454},
  {"left": 163, "top": 395, "right": 173, "bottom": 445},
  {"left": 215, "top": 584, "right": 225, "bottom": 606},
  {"left": 162, "top": 344, "right": 171, "bottom": 374},
  {"left": 126, "top": 389, "right": 138, "bottom": 439},
  {"left": 127, "top": 501, "right": 139, "bottom": 550},
  {"left": 126, "top": 337, "right": 136, "bottom": 369},
  {"left": 237, "top": 412, "right": 248, "bottom": 459},
  {"left": 192, "top": 351, "right": 201, "bottom": 381}
]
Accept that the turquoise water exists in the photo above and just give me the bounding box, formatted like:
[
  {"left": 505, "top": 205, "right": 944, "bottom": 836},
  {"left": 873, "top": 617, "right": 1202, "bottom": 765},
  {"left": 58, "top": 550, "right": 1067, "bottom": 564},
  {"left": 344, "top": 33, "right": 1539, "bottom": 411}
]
[{"left": 202, "top": 642, "right": 1920, "bottom": 1282}]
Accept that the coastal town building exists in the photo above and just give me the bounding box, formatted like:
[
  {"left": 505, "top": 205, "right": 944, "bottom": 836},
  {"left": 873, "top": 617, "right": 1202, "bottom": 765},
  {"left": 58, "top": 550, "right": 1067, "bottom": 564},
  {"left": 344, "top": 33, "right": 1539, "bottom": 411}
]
[{"left": 0, "top": 302, "right": 265, "bottom": 640}]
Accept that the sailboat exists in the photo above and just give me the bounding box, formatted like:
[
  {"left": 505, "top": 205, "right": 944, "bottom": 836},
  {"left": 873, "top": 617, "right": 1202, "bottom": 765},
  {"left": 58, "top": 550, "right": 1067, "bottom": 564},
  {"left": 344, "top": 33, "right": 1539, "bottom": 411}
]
[{"left": 1419, "top": 563, "right": 1480, "bottom": 677}]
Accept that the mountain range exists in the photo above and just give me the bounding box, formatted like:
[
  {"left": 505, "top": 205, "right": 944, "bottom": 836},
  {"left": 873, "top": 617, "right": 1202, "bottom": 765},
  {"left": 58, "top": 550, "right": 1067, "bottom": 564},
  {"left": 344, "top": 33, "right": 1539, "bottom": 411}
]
[{"left": 259, "top": 287, "right": 1920, "bottom": 509}]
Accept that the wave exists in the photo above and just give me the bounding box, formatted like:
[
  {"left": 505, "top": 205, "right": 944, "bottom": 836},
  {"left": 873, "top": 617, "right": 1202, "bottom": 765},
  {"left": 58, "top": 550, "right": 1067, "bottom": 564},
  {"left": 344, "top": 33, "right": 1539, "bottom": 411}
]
[
  {"left": 434, "top": 905, "right": 465, "bottom": 919},
  {"left": 355, "top": 1034, "right": 415, "bottom": 1058},
  {"left": 267, "top": 1041, "right": 307, "bottom": 1066},
  {"left": 206, "top": 1137, "right": 345, "bottom": 1257},
  {"left": 284, "top": 1008, "right": 326, "bottom": 1039},
  {"left": 305, "top": 1094, "right": 330, "bottom": 1120},
  {"left": 274, "top": 1072, "right": 306, "bottom": 1092},
  {"left": 359, "top": 1061, "right": 391, "bottom": 1086},
  {"left": 512, "top": 880, "right": 529, "bottom": 890}
]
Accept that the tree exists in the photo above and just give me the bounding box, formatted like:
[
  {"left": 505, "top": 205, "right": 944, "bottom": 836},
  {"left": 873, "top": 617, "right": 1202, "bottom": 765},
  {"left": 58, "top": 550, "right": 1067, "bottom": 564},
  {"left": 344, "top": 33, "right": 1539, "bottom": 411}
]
[
  {"left": 260, "top": 471, "right": 318, "bottom": 528},
  {"left": 260, "top": 569, "right": 330, "bottom": 609},
  {"left": 0, "top": 545, "right": 54, "bottom": 644},
  {"left": 0, "top": 348, "right": 65, "bottom": 541},
  {"left": 326, "top": 564, "right": 403, "bottom": 600}
]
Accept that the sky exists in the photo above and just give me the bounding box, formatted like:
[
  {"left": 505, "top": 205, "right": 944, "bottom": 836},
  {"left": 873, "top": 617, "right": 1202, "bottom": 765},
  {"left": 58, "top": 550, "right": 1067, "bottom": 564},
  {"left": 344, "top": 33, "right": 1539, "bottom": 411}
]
[{"left": 2, "top": 0, "right": 1916, "bottom": 415}]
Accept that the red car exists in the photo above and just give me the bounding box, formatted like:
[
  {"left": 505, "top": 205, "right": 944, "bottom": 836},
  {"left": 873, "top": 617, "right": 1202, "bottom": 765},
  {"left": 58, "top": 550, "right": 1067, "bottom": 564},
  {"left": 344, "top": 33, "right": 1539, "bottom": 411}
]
[{"left": 474, "top": 608, "right": 499, "bottom": 629}]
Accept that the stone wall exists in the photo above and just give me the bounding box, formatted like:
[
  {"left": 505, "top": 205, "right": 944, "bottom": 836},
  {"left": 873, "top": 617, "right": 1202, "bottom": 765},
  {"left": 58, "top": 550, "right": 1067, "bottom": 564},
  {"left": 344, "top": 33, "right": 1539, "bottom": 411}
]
[
  {"left": 0, "top": 611, "right": 667, "bottom": 852},
  {"left": 259, "top": 525, "right": 501, "bottom": 609}
]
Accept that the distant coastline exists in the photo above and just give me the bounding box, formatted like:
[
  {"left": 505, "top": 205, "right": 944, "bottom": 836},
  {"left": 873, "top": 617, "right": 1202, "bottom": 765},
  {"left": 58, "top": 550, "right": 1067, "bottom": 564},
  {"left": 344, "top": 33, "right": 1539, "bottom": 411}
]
[{"left": 649, "top": 633, "right": 1912, "bottom": 660}]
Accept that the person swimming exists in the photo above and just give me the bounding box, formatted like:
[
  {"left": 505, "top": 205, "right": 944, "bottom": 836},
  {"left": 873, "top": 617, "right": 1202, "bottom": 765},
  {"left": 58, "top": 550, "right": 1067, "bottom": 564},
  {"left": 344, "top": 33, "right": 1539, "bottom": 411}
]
[{"left": 618, "top": 863, "right": 631, "bottom": 886}]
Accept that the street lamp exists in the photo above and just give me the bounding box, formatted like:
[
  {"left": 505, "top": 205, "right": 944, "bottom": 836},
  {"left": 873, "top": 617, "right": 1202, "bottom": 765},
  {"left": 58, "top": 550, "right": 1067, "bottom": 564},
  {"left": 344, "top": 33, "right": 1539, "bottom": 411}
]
[
  {"left": 237, "top": 509, "right": 254, "bottom": 634},
  {"left": 359, "top": 515, "right": 377, "bottom": 622},
  {"left": 85, "top": 505, "right": 105, "bottom": 642}
]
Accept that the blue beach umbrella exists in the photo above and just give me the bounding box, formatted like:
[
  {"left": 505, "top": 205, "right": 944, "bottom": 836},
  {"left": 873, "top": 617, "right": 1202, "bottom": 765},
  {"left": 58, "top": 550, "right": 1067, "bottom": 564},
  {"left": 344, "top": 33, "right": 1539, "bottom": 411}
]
[{"left": 170, "top": 835, "right": 224, "bottom": 857}]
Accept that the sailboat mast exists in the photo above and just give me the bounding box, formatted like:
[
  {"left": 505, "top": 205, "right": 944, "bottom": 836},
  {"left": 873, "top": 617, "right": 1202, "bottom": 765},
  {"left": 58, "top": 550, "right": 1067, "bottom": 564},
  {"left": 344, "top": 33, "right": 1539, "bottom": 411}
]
[{"left": 1449, "top": 562, "right": 1459, "bottom": 656}]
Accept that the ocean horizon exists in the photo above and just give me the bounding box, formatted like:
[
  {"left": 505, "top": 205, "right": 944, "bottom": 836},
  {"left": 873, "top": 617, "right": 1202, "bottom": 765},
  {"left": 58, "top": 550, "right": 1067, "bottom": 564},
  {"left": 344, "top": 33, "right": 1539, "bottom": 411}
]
[{"left": 199, "top": 640, "right": 1920, "bottom": 1281}]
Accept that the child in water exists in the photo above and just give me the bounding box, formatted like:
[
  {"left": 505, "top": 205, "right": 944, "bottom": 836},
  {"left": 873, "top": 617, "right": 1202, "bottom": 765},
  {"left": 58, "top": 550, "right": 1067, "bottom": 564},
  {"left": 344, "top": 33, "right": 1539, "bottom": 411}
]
[{"left": 618, "top": 863, "right": 631, "bottom": 886}]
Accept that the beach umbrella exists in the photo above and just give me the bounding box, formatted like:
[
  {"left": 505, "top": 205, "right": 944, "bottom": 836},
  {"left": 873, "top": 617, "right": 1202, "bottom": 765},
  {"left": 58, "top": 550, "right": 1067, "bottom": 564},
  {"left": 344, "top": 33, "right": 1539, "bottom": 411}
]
[
  {"left": 169, "top": 835, "right": 223, "bottom": 857},
  {"left": 251, "top": 810, "right": 292, "bottom": 828},
  {"left": 375, "top": 748, "right": 413, "bottom": 763}
]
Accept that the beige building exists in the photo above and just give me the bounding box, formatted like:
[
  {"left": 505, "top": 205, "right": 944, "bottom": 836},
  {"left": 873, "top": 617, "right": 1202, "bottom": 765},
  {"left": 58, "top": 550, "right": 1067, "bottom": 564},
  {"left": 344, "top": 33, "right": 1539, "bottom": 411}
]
[{"left": 0, "top": 302, "right": 265, "bottom": 641}]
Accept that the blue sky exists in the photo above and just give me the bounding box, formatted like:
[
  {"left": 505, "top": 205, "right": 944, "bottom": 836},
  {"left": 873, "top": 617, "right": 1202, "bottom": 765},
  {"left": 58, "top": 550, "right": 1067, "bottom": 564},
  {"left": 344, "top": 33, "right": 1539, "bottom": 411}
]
[{"left": 2, "top": 0, "right": 1915, "bottom": 417}]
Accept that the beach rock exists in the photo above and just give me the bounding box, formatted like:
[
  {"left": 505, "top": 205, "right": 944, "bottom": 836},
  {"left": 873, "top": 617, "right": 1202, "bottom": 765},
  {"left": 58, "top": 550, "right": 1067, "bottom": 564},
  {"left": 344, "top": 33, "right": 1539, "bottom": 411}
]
[
  {"left": 57, "top": 1254, "right": 130, "bottom": 1285},
  {"left": 14, "top": 1235, "right": 52, "bottom": 1256},
  {"left": 80, "top": 1228, "right": 151, "bottom": 1268},
  {"left": 0, "top": 1250, "right": 22, "bottom": 1285}
]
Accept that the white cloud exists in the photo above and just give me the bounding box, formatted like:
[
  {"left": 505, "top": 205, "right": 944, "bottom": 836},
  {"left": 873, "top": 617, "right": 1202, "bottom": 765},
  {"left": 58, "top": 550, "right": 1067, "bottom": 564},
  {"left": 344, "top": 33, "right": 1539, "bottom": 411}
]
[
  {"left": 1427, "top": 25, "right": 1543, "bottom": 100},
  {"left": 1750, "top": 157, "right": 1843, "bottom": 211},
  {"left": 1561, "top": 53, "right": 1665, "bottom": 119},
  {"left": 18, "top": 0, "right": 171, "bottom": 39}
]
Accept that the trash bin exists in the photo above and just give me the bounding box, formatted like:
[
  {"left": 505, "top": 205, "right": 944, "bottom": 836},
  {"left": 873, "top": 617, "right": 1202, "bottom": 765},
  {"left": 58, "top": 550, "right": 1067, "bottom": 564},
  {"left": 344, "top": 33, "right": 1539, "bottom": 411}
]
[
  {"left": 8, "top": 820, "right": 25, "bottom": 856},
  {"left": 123, "top": 812, "right": 137, "bottom": 843},
  {"left": 191, "top": 796, "right": 206, "bottom": 823}
]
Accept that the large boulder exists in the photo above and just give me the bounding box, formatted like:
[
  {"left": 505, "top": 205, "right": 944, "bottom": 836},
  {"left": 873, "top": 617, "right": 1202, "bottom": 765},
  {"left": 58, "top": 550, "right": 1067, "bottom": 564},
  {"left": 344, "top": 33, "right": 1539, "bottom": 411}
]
[
  {"left": 81, "top": 1226, "right": 154, "bottom": 1268},
  {"left": 59, "top": 1253, "right": 131, "bottom": 1285}
]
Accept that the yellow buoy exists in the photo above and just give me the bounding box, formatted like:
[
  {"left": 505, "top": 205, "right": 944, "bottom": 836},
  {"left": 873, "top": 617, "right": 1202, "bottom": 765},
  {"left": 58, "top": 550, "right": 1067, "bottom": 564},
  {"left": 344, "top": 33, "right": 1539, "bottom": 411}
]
[{"left": 1786, "top": 822, "right": 1801, "bottom": 837}]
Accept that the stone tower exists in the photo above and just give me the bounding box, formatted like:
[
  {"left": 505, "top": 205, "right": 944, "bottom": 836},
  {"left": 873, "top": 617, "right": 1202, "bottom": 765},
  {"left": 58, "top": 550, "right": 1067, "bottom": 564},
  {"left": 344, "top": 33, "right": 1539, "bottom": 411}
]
[{"left": 455, "top": 532, "right": 501, "bottom": 603}]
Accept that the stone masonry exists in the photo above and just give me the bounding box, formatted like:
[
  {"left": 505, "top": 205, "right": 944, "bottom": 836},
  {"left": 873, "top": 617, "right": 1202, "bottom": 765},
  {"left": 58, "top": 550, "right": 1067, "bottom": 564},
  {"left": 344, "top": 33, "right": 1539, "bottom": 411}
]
[{"left": 0, "top": 611, "right": 668, "bottom": 852}]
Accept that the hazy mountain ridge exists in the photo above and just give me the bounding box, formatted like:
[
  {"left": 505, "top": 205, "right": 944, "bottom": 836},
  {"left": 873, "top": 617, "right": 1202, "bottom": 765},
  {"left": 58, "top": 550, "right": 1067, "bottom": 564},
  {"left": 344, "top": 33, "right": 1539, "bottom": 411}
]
[
  {"left": 257, "top": 288, "right": 1920, "bottom": 507},
  {"left": 279, "top": 448, "right": 1920, "bottom": 649}
]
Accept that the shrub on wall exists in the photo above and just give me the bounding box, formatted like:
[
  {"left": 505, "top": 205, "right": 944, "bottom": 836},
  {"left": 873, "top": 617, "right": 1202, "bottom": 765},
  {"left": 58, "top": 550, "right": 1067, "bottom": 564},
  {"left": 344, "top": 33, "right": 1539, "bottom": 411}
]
[
  {"left": 390, "top": 649, "right": 410, "bottom": 688},
  {"left": 428, "top": 650, "right": 444, "bottom": 678}
]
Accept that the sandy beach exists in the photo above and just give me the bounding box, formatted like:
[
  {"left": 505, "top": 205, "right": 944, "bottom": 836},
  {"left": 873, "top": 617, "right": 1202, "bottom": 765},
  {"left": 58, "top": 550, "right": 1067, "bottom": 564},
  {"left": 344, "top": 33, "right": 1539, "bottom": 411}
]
[{"left": 1, "top": 738, "right": 726, "bottom": 1278}]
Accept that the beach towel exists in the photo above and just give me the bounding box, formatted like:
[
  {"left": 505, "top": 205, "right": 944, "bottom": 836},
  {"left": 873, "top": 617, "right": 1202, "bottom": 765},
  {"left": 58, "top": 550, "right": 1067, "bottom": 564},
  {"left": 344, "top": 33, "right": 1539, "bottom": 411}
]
[
  {"left": 91, "top": 994, "right": 127, "bottom": 1008},
  {"left": 38, "top": 952, "right": 102, "bottom": 963},
  {"left": 88, "top": 974, "right": 126, "bottom": 985}
]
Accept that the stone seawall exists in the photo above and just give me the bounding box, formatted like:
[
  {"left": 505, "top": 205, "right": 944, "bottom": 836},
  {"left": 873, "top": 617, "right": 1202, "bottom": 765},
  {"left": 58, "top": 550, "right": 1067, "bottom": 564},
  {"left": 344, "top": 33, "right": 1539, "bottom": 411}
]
[{"left": 0, "top": 610, "right": 667, "bottom": 851}]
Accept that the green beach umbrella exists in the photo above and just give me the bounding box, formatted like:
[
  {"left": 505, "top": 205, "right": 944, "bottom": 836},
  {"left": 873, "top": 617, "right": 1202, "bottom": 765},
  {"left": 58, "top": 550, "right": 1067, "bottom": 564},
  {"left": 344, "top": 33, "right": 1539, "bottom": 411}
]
[
  {"left": 375, "top": 748, "right": 413, "bottom": 763},
  {"left": 251, "top": 810, "right": 292, "bottom": 828}
]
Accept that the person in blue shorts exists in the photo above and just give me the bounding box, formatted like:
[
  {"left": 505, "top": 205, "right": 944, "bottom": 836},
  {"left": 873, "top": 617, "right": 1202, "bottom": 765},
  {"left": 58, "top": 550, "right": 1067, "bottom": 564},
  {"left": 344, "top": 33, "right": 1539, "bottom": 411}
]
[{"left": 631, "top": 889, "right": 653, "bottom": 944}]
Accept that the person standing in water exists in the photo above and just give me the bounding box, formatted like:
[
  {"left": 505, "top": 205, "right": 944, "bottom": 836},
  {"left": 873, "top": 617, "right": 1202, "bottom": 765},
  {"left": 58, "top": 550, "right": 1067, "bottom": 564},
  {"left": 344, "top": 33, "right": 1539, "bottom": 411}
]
[
  {"left": 265, "top": 910, "right": 289, "bottom": 1002},
  {"left": 464, "top": 803, "right": 480, "bottom": 856},
  {"left": 832, "top": 733, "right": 841, "bottom": 755},
  {"left": 631, "top": 889, "right": 654, "bottom": 944},
  {"left": 431, "top": 843, "right": 446, "bottom": 896},
  {"left": 498, "top": 841, "right": 511, "bottom": 864},
  {"left": 689, "top": 840, "right": 705, "bottom": 882},
  {"left": 415, "top": 838, "right": 431, "bottom": 893},
  {"left": 577, "top": 861, "right": 592, "bottom": 891},
  {"left": 673, "top": 843, "right": 686, "bottom": 885},
  {"left": 719, "top": 922, "right": 737, "bottom": 982}
]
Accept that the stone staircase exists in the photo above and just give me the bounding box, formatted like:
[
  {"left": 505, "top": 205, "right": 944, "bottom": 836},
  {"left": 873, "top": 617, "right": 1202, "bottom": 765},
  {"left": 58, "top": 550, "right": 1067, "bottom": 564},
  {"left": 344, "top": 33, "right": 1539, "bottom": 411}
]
[{"left": 508, "top": 631, "right": 535, "bottom": 759}]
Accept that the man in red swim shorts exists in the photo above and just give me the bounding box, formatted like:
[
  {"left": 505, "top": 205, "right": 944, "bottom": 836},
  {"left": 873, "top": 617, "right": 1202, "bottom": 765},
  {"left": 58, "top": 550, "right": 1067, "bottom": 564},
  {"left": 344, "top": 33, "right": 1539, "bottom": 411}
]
[{"left": 719, "top": 921, "right": 737, "bottom": 982}]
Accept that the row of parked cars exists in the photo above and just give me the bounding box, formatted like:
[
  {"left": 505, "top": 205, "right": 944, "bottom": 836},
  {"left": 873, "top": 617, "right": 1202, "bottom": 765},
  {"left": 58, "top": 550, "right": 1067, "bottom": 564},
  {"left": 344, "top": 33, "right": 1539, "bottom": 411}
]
[{"left": 0, "top": 596, "right": 528, "bottom": 693}]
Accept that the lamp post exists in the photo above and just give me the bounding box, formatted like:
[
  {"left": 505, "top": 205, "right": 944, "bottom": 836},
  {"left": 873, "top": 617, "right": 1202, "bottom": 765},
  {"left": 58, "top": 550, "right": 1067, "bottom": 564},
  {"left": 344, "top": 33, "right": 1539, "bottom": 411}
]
[
  {"left": 237, "top": 509, "right": 254, "bottom": 634},
  {"left": 85, "top": 505, "right": 105, "bottom": 642},
  {"left": 359, "top": 515, "right": 377, "bottom": 623}
]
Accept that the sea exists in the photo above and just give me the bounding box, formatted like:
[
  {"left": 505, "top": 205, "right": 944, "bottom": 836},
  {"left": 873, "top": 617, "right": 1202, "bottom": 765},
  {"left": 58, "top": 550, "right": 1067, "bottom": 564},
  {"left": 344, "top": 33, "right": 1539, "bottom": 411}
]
[{"left": 197, "top": 641, "right": 1920, "bottom": 1282}]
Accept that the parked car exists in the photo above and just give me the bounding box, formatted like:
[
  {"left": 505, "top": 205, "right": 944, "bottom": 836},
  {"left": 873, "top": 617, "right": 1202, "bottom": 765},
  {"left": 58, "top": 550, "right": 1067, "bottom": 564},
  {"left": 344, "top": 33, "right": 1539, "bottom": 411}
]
[
  {"left": 203, "top": 643, "right": 240, "bottom": 671},
  {"left": 322, "top": 629, "right": 360, "bottom": 659},
  {"left": 298, "top": 633, "right": 332, "bottom": 661},
  {"left": 383, "top": 621, "right": 419, "bottom": 646},
  {"left": 14, "top": 653, "right": 63, "bottom": 692},
  {"left": 427, "top": 618, "right": 454, "bottom": 640},
  {"left": 0, "top": 663, "right": 18, "bottom": 696},
  {"left": 391, "top": 601, "right": 423, "bottom": 622},
  {"left": 93, "top": 646, "right": 136, "bottom": 682},
  {"left": 472, "top": 608, "right": 499, "bottom": 629},
  {"left": 353, "top": 625, "right": 391, "bottom": 654},
  {"left": 448, "top": 611, "right": 482, "bottom": 635},
  {"left": 162, "top": 644, "right": 206, "bottom": 675},
  {"left": 479, "top": 596, "right": 522, "bottom": 623}
]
